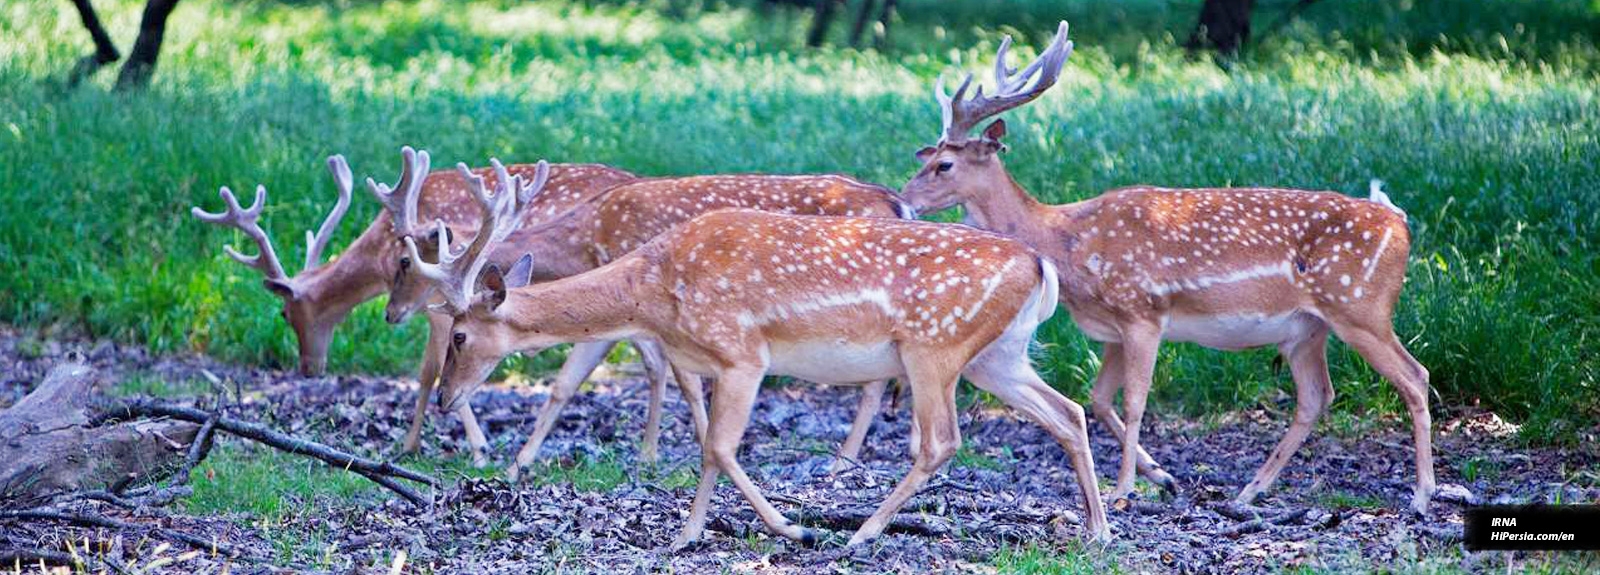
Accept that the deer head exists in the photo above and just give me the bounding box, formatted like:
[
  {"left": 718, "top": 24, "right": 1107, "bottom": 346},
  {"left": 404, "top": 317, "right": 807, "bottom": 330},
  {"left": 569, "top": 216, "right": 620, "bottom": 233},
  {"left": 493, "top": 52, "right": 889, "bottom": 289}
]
[
  {"left": 391, "top": 157, "right": 546, "bottom": 321},
  {"left": 192, "top": 155, "right": 355, "bottom": 375},
  {"left": 902, "top": 21, "right": 1072, "bottom": 214}
]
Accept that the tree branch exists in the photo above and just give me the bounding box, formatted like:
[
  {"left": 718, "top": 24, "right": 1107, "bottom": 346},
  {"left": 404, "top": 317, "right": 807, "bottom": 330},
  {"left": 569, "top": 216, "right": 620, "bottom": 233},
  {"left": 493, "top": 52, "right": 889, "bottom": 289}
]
[{"left": 95, "top": 400, "right": 437, "bottom": 508}]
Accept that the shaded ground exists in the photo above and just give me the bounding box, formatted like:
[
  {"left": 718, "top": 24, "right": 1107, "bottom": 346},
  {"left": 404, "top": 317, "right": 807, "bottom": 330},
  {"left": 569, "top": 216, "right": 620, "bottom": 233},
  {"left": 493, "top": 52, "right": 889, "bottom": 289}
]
[{"left": 2, "top": 327, "right": 1596, "bottom": 573}]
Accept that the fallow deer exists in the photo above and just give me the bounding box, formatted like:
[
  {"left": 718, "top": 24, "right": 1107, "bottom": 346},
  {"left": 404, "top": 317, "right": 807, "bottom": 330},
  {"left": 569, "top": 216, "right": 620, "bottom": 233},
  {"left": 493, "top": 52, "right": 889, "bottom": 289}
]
[
  {"left": 191, "top": 151, "right": 635, "bottom": 465},
  {"left": 900, "top": 21, "right": 1442, "bottom": 514},
  {"left": 418, "top": 203, "right": 1108, "bottom": 546},
  {"left": 379, "top": 153, "right": 915, "bottom": 476}
]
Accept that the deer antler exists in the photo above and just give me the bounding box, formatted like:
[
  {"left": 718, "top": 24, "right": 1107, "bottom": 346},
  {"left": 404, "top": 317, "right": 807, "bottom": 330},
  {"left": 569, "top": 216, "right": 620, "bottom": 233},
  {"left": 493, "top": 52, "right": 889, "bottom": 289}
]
[
  {"left": 367, "top": 146, "right": 431, "bottom": 236},
  {"left": 191, "top": 184, "right": 289, "bottom": 281},
  {"left": 404, "top": 158, "right": 549, "bottom": 312},
  {"left": 936, "top": 20, "right": 1073, "bottom": 144},
  {"left": 305, "top": 155, "right": 354, "bottom": 270}
]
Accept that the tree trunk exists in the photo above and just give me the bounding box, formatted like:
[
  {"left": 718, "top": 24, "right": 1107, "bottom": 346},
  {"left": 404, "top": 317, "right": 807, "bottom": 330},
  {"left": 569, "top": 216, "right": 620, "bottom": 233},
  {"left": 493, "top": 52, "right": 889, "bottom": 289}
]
[
  {"left": 848, "top": 0, "right": 876, "bottom": 47},
  {"left": 0, "top": 363, "right": 197, "bottom": 505},
  {"left": 114, "top": 0, "right": 182, "bottom": 90},
  {"left": 1188, "top": 0, "right": 1255, "bottom": 55},
  {"left": 873, "top": 0, "right": 897, "bottom": 50},
  {"left": 806, "top": 0, "right": 840, "bottom": 47},
  {"left": 65, "top": 0, "right": 121, "bottom": 87}
]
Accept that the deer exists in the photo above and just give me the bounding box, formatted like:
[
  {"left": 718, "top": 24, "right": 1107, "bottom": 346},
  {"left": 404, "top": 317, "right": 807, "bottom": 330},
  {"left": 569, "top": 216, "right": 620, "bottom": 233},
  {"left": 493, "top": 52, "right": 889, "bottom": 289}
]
[
  {"left": 190, "top": 150, "right": 636, "bottom": 465},
  {"left": 413, "top": 188, "right": 1109, "bottom": 545},
  {"left": 899, "top": 20, "right": 1442, "bottom": 514},
  {"left": 377, "top": 149, "right": 917, "bottom": 478}
]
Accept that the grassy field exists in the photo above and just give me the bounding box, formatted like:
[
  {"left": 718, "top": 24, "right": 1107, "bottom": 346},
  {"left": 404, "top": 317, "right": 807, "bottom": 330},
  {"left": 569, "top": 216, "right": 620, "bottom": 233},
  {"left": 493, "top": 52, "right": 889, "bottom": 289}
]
[{"left": 1, "top": 0, "right": 1596, "bottom": 446}]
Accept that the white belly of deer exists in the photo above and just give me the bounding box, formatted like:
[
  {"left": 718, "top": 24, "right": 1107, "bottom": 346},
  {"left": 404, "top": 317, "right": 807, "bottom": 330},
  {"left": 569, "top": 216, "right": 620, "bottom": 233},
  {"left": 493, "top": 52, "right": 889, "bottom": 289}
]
[
  {"left": 767, "top": 338, "right": 903, "bottom": 384},
  {"left": 1162, "top": 311, "right": 1322, "bottom": 350}
]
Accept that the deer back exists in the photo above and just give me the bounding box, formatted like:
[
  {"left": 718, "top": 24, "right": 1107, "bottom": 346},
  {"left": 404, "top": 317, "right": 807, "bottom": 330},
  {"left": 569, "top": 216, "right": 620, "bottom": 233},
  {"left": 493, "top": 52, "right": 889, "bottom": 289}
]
[
  {"left": 641, "top": 210, "right": 1048, "bottom": 360},
  {"left": 589, "top": 175, "right": 909, "bottom": 262},
  {"left": 1062, "top": 187, "right": 1412, "bottom": 319}
]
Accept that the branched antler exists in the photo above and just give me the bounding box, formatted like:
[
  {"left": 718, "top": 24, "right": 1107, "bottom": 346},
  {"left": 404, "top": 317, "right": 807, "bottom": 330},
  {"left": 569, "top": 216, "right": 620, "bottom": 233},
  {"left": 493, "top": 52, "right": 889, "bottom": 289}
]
[
  {"left": 366, "top": 146, "right": 431, "bottom": 236},
  {"left": 191, "top": 185, "right": 289, "bottom": 280},
  {"left": 193, "top": 155, "right": 365, "bottom": 281},
  {"left": 936, "top": 20, "right": 1074, "bottom": 144},
  {"left": 404, "top": 158, "right": 549, "bottom": 312},
  {"left": 305, "top": 156, "right": 354, "bottom": 270}
]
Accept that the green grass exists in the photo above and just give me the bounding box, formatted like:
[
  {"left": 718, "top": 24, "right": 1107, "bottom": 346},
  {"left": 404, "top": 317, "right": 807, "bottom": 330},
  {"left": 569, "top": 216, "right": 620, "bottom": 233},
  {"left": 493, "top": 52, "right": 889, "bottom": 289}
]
[
  {"left": 1314, "top": 490, "right": 1386, "bottom": 510},
  {"left": 519, "top": 450, "right": 630, "bottom": 492},
  {"left": 110, "top": 373, "right": 212, "bottom": 398},
  {"left": 183, "top": 442, "right": 380, "bottom": 520},
  {"left": 1, "top": 0, "right": 1597, "bottom": 446},
  {"left": 992, "top": 542, "right": 1120, "bottom": 574}
]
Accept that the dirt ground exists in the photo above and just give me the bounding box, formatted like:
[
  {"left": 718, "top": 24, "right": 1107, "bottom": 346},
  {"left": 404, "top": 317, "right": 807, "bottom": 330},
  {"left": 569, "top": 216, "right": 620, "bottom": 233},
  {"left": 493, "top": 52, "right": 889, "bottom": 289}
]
[{"left": 2, "top": 328, "right": 1596, "bottom": 573}]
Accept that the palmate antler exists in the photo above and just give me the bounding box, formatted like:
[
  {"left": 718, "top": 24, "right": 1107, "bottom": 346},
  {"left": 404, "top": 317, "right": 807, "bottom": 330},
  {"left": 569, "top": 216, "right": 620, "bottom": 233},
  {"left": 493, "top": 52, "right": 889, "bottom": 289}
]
[
  {"left": 403, "top": 158, "right": 550, "bottom": 312},
  {"left": 936, "top": 20, "right": 1074, "bottom": 144},
  {"left": 191, "top": 155, "right": 356, "bottom": 280}
]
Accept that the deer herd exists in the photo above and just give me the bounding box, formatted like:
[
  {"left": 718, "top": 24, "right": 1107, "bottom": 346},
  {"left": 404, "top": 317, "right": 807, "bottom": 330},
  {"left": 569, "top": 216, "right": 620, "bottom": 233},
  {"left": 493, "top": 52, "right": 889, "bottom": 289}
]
[{"left": 191, "top": 22, "right": 1441, "bottom": 547}]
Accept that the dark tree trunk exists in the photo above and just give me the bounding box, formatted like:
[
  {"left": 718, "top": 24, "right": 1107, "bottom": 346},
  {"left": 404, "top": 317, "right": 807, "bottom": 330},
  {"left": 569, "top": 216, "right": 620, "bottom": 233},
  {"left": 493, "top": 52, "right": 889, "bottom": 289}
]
[
  {"left": 65, "top": 0, "right": 121, "bottom": 87},
  {"left": 848, "top": 0, "right": 876, "bottom": 47},
  {"left": 114, "top": 0, "right": 182, "bottom": 90},
  {"left": 806, "top": 0, "right": 841, "bottom": 47},
  {"left": 1188, "top": 0, "right": 1255, "bottom": 55},
  {"left": 873, "top": 0, "right": 897, "bottom": 50}
]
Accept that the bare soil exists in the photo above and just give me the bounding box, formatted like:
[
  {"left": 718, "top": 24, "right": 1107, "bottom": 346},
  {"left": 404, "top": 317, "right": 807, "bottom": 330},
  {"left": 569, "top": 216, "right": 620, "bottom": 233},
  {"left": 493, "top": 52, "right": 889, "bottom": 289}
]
[{"left": 2, "top": 327, "right": 1596, "bottom": 573}]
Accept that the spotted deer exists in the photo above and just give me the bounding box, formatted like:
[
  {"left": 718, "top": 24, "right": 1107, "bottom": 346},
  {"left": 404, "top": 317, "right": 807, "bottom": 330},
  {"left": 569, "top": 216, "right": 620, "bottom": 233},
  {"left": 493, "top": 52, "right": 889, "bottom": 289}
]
[
  {"left": 190, "top": 151, "right": 635, "bottom": 465},
  {"left": 419, "top": 204, "right": 1108, "bottom": 546},
  {"left": 379, "top": 152, "right": 915, "bottom": 477},
  {"left": 900, "top": 21, "right": 1442, "bottom": 513}
]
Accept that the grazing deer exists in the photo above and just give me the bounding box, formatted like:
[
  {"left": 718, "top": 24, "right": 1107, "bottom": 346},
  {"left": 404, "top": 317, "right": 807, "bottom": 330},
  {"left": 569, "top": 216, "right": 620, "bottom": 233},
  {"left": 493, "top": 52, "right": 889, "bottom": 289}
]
[
  {"left": 191, "top": 151, "right": 635, "bottom": 464},
  {"left": 900, "top": 21, "right": 1439, "bottom": 513},
  {"left": 419, "top": 201, "right": 1108, "bottom": 546},
  {"left": 379, "top": 150, "right": 915, "bottom": 476}
]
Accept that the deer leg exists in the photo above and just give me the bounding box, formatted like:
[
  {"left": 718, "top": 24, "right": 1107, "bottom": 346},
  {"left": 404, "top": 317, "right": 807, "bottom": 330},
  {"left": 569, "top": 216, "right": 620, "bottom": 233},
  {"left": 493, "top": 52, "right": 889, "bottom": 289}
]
[
  {"left": 1333, "top": 324, "right": 1436, "bottom": 515},
  {"left": 964, "top": 349, "right": 1109, "bottom": 541},
  {"left": 674, "top": 366, "right": 709, "bottom": 441},
  {"left": 831, "top": 379, "right": 887, "bottom": 473},
  {"left": 456, "top": 402, "right": 489, "bottom": 467},
  {"left": 670, "top": 426, "right": 722, "bottom": 550},
  {"left": 633, "top": 339, "right": 671, "bottom": 464},
  {"left": 1237, "top": 326, "right": 1333, "bottom": 504},
  {"left": 507, "top": 340, "right": 617, "bottom": 481},
  {"left": 848, "top": 353, "right": 961, "bottom": 546},
  {"left": 695, "top": 364, "right": 814, "bottom": 544},
  {"left": 1088, "top": 342, "right": 1175, "bottom": 494},
  {"left": 402, "top": 312, "right": 451, "bottom": 454},
  {"left": 1109, "top": 323, "right": 1161, "bottom": 503}
]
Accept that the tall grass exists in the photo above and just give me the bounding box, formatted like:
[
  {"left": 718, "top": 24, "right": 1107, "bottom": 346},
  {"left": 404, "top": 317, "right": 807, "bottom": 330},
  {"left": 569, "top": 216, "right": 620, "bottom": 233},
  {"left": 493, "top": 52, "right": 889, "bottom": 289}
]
[{"left": 1, "top": 0, "right": 1595, "bottom": 442}]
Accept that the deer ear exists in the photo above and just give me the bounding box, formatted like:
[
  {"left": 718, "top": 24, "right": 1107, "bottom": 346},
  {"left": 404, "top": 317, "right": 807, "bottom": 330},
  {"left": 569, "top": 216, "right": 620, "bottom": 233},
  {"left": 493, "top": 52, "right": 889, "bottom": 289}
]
[
  {"left": 914, "top": 146, "right": 938, "bottom": 163},
  {"left": 264, "top": 278, "right": 298, "bottom": 300},
  {"left": 505, "top": 254, "right": 534, "bottom": 289},
  {"left": 981, "top": 119, "right": 1008, "bottom": 142},
  {"left": 479, "top": 264, "right": 509, "bottom": 311}
]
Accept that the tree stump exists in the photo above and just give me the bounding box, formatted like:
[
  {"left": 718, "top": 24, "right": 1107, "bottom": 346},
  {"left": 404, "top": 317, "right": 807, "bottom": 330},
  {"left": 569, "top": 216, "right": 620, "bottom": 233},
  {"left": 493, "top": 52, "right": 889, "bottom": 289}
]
[{"left": 0, "top": 363, "right": 196, "bottom": 504}]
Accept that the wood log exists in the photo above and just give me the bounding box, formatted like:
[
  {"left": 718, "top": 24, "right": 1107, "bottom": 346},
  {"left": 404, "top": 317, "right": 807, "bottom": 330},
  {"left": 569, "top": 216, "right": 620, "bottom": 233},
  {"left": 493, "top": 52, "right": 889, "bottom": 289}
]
[{"left": 0, "top": 363, "right": 196, "bottom": 504}]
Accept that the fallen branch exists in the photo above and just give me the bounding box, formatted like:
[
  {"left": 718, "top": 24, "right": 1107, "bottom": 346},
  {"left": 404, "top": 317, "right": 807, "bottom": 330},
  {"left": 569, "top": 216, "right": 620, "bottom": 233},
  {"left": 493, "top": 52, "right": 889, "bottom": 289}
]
[
  {"left": 1219, "top": 507, "right": 1310, "bottom": 537},
  {"left": 0, "top": 509, "right": 242, "bottom": 559},
  {"left": 0, "top": 548, "right": 79, "bottom": 568},
  {"left": 95, "top": 400, "right": 437, "bottom": 508},
  {"left": 809, "top": 509, "right": 954, "bottom": 538}
]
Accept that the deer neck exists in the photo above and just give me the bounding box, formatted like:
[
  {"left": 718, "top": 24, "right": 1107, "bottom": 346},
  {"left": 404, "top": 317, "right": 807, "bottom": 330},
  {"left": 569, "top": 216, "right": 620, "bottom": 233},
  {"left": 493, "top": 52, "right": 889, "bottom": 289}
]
[
  {"left": 498, "top": 254, "right": 658, "bottom": 349},
  {"left": 295, "top": 218, "right": 394, "bottom": 322},
  {"left": 962, "top": 170, "right": 1057, "bottom": 244},
  {"left": 498, "top": 200, "right": 605, "bottom": 282}
]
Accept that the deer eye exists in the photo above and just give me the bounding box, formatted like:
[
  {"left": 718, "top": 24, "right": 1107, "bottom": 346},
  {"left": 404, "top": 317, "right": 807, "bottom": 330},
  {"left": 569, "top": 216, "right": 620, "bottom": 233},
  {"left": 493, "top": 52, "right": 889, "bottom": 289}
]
[
  {"left": 452, "top": 333, "right": 466, "bottom": 347},
  {"left": 399, "top": 256, "right": 411, "bottom": 270},
  {"left": 936, "top": 161, "right": 954, "bottom": 173}
]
